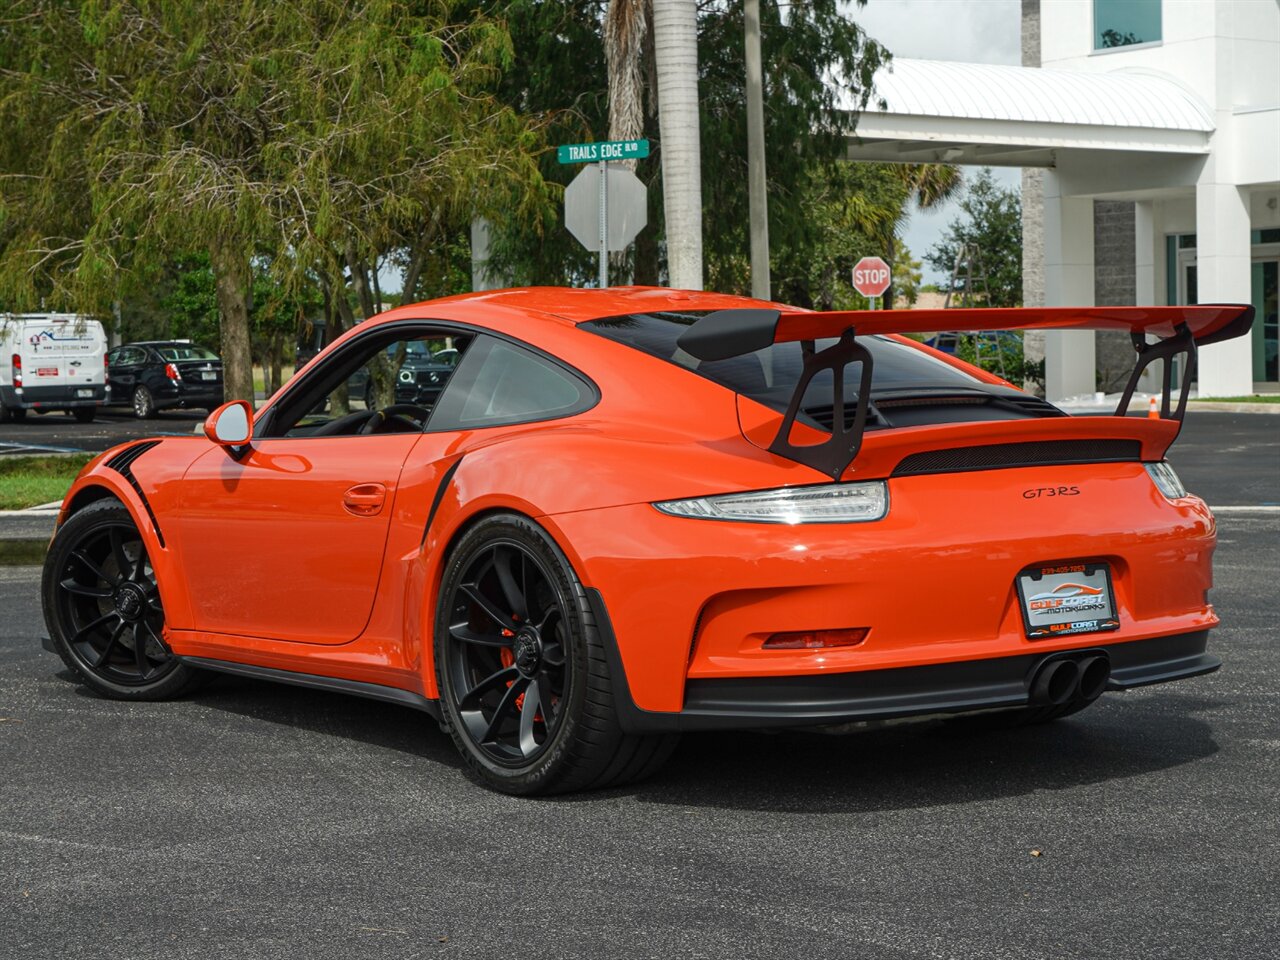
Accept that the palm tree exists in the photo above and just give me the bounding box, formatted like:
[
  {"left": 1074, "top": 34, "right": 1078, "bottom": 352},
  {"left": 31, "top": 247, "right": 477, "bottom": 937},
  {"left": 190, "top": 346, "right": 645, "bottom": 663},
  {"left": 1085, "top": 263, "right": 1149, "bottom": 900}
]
[
  {"left": 604, "top": 0, "right": 649, "bottom": 148},
  {"left": 652, "top": 0, "right": 703, "bottom": 290}
]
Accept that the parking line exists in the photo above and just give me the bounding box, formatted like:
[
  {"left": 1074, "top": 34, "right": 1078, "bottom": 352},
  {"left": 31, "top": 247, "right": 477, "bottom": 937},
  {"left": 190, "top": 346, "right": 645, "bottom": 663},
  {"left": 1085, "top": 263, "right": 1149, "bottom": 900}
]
[{"left": 0, "top": 441, "right": 88, "bottom": 455}]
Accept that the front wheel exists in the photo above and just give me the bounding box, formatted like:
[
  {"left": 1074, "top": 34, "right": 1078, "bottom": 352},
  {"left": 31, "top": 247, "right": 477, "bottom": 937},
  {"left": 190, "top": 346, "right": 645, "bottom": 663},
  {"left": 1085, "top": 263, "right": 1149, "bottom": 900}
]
[
  {"left": 72, "top": 407, "right": 96, "bottom": 423},
  {"left": 434, "top": 513, "right": 677, "bottom": 795},
  {"left": 42, "top": 500, "right": 204, "bottom": 700}
]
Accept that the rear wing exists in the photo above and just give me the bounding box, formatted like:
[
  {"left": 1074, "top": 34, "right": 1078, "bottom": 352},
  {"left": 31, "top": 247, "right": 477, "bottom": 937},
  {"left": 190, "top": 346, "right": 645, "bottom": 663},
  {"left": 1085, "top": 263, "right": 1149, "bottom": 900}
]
[{"left": 676, "top": 304, "right": 1255, "bottom": 480}]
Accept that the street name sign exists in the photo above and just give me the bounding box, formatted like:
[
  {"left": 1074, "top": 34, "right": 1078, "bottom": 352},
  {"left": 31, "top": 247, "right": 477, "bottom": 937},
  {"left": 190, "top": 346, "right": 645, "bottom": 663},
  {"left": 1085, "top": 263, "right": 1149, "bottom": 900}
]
[
  {"left": 852, "top": 256, "right": 892, "bottom": 300},
  {"left": 557, "top": 139, "right": 650, "bottom": 165}
]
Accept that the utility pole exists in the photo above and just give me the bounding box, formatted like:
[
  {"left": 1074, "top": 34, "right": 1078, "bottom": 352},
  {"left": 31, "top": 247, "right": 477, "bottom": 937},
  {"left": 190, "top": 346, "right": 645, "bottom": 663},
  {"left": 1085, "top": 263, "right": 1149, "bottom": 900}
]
[{"left": 745, "top": 0, "right": 770, "bottom": 301}]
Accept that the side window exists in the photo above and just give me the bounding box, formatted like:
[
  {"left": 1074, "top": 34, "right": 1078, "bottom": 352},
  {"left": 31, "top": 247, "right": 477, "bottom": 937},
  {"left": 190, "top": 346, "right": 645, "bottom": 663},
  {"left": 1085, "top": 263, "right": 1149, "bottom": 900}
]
[
  {"left": 260, "top": 329, "right": 472, "bottom": 439},
  {"left": 430, "top": 336, "right": 595, "bottom": 430}
]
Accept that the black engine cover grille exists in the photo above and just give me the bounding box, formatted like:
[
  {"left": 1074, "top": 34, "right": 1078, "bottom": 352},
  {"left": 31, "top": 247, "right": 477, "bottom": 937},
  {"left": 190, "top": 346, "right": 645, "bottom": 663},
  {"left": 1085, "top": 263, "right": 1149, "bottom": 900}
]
[{"left": 891, "top": 439, "right": 1143, "bottom": 477}]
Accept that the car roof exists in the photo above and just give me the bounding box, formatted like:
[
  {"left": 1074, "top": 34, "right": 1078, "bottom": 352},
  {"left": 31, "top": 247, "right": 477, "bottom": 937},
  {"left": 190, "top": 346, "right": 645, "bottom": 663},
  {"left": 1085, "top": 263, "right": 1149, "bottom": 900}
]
[
  {"left": 119, "top": 340, "right": 201, "bottom": 347},
  {"left": 382, "top": 286, "right": 779, "bottom": 327}
]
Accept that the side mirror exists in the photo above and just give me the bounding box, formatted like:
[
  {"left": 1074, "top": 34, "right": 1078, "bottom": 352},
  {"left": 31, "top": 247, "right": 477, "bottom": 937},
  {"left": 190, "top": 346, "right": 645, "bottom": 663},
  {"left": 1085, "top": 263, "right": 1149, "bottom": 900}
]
[{"left": 204, "top": 400, "right": 253, "bottom": 448}]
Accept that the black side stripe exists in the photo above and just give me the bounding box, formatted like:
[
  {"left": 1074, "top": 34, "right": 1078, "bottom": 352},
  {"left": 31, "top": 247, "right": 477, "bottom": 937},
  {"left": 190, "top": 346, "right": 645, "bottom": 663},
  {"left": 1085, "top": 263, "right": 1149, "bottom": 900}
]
[
  {"left": 105, "top": 440, "right": 166, "bottom": 547},
  {"left": 421, "top": 457, "right": 463, "bottom": 547}
]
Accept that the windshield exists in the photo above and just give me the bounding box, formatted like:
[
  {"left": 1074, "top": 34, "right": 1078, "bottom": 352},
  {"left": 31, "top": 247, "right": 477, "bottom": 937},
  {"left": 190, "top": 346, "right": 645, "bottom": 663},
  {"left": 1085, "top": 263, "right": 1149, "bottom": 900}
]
[
  {"left": 158, "top": 345, "right": 219, "bottom": 361},
  {"left": 580, "top": 311, "right": 982, "bottom": 414}
]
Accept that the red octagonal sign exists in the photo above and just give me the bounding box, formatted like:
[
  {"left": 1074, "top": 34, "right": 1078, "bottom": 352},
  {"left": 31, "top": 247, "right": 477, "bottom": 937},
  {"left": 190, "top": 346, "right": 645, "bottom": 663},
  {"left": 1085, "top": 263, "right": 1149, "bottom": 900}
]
[{"left": 852, "top": 256, "right": 891, "bottom": 298}]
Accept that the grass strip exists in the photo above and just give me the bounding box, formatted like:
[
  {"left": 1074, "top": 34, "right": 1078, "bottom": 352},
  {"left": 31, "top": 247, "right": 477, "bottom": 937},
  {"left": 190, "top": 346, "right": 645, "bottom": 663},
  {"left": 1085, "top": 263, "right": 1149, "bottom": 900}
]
[
  {"left": 1190, "top": 396, "right": 1280, "bottom": 404},
  {"left": 0, "top": 454, "right": 95, "bottom": 510}
]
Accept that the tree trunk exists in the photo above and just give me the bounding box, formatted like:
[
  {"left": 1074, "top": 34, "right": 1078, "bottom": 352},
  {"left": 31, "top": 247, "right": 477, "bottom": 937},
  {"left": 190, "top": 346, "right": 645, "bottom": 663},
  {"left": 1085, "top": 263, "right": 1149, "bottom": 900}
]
[
  {"left": 210, "top": 244, "right": 254, "bottom": 404},
  {"left": 268, "top": 332, "right": 283, "bottom": 397},
  {"left": 652, "top": 0, "right": 703, "bottom": 290}
]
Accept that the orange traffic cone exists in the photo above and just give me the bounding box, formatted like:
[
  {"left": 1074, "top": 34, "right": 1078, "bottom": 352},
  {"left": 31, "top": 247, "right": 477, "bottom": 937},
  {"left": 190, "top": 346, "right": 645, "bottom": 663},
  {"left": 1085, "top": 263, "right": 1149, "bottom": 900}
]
[{"left": 1147, "top": 396, "right": 1160, "bottom": 419}]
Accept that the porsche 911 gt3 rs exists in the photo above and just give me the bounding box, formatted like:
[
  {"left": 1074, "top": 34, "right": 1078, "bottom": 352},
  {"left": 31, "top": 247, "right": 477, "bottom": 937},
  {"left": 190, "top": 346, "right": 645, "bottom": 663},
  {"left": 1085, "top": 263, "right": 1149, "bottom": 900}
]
[{"left": 40, "top": 287, "right": 1253, "bottom": 794}]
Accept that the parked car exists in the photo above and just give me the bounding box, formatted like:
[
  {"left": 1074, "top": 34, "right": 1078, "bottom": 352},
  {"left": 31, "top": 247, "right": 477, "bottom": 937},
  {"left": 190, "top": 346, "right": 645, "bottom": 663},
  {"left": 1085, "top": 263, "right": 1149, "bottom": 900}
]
[
  {"left": 106, "top": 341, "right": 224, "bottom": 418},
  {"left": 0, "top": 313, "right": 107, "bottom": 423},
  {"left": 41, "top": 289, "right": 1253, "bottom": 795}
]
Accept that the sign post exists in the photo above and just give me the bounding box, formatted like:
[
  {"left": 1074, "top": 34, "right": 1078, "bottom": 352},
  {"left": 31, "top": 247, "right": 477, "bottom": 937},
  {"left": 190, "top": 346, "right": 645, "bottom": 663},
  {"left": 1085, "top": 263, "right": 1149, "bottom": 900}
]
[
  {"left": 852, "top": 256, "right": 892, "bottom": 310},
  {"left": 558, "top": 139, "right": 650, "bottom": 288}
]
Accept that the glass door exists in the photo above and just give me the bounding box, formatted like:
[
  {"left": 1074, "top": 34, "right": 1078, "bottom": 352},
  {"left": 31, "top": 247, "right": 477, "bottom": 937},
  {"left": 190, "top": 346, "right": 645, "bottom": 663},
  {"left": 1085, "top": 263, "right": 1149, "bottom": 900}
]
[{"left": 1252, "top": 259, "right": 1278, "bottom": 384}]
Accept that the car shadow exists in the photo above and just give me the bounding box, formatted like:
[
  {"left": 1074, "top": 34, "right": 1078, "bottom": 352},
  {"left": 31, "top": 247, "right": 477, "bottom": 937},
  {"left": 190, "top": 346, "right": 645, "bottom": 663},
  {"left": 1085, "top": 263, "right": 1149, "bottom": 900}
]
[
  {"left": 163, "top": 673, "right": 465, "bottom": 771},
  {"left": 60, "top": 667, "right": 1221, "bottom": 806},
  {"left": 629, "top": 694, "right": 1222, "bottom": 814}
]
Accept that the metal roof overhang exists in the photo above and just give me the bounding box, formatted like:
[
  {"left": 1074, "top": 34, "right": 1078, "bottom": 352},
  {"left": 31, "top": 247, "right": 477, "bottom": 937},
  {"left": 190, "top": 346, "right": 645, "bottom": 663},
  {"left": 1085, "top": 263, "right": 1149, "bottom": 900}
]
[{"left": 842, "top": 59, "right": 1214, "bottom": 168}]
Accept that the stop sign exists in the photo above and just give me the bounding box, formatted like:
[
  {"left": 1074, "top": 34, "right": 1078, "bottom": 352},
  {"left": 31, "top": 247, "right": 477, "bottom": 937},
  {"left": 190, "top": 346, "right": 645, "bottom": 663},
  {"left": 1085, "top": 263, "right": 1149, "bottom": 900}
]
[{"left": 852, "top": 256, "right": 891, "bottom": 298}]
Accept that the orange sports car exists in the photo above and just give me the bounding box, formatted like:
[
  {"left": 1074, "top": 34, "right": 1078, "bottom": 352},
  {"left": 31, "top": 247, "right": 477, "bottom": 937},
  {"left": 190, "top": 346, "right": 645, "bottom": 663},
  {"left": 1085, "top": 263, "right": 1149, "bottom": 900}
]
[{"left": 40, "top": 288, "right": 1254, "bottom": 794}]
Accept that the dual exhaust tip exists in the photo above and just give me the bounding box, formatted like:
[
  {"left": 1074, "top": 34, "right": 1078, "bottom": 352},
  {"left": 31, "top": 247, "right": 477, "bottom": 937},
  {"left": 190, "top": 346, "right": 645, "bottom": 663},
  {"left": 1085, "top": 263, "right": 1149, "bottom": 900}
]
[{"left": 1029, "top": 653, "right": 1111, "bottom": 706}]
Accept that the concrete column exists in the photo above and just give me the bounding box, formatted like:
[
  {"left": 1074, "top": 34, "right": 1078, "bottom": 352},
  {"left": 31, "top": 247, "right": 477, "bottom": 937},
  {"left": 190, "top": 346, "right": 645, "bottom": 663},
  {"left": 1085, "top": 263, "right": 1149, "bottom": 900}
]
[
  {"left": 1043, "top": 171, "right": 1096, "bottom": 400},
  {"left": 1194, "top": 180, "right": 1254, "bottom": 395},
  {"left": 1134, "top": 201, "right": 1156, "bottom": 304},
  {"left": 1134, "top": 200, "right": 1162, "bottom": 394}
]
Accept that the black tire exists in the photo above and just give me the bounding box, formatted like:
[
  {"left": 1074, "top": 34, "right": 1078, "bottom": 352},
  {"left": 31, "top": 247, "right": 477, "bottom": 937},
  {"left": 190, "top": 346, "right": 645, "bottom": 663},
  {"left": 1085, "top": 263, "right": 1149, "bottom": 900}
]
[
  {"left": 0, "top": 404, "right": 25, "bottom": 423},
  {"left": 434, "top": 513, "right": 678, "bottom": 795},
  {"left": 72, "top": 407, "right": 95, "bottom": 423},
  {"left": 42, "top": 499, "right": 204, "bottom": 701},
  {"left": 132, "top": 386, "right": 158, "bottom": 419}
]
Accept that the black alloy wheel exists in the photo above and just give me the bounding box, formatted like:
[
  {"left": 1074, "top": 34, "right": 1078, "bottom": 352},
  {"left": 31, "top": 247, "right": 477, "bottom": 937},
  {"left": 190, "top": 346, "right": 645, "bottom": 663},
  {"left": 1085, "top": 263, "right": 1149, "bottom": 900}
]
[
  {"left": 444, "top": 539, "right": 570, "bottom": 766},
  {"left": 42, "top": 500, "right": 203, "bottom": 700},
  {"left": 132, "top": 385, "right": 157, "bottom": 419},
  {"left": 435, "top": 513, "right": 678, "bottom": 795}
]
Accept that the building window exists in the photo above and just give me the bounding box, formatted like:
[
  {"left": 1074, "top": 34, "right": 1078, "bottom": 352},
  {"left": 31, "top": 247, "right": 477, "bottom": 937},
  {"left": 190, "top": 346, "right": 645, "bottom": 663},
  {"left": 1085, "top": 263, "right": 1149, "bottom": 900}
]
[{"left": 1094, "top": 0, "right": 1162, "bottom": 50}]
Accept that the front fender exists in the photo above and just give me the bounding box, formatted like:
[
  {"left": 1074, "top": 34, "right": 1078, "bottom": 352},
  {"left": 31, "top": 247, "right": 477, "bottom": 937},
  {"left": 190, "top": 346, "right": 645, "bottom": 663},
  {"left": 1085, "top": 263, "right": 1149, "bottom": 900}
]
[{"left": 59, "top": 439, "right": 208, "bottom": 630}]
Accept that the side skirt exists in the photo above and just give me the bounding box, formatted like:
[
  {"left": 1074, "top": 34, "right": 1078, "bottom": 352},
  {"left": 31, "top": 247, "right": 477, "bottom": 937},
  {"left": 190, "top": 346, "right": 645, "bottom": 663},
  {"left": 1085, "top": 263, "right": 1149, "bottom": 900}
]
[{"left": 180, "top": 656, "right": 441, "bottom": 720}]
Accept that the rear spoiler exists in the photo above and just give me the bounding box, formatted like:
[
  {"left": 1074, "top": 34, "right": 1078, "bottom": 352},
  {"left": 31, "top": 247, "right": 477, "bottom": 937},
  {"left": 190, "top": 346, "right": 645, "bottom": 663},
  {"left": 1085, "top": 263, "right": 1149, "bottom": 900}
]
[{"left": 677, "top": 304, "right": 1255, "bottom": 480}]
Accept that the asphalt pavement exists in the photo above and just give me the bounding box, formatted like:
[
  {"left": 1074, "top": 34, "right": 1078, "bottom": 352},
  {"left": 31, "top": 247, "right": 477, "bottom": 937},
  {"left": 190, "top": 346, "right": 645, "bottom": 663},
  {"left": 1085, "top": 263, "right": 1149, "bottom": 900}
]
[{"left": 1, "top": 407, "right": 1277, "bottom": 959}]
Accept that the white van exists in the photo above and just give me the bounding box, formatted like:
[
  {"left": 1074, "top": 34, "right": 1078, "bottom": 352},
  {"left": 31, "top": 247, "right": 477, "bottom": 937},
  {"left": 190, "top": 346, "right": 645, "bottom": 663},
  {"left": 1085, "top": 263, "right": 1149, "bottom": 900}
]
[{"left": 0, "top": 313, "right": 108, "bottom": 423}]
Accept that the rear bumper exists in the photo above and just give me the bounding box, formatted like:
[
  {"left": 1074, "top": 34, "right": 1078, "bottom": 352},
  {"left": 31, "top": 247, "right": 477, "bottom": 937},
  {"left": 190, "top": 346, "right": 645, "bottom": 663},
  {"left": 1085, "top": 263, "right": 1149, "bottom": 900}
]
[
  {"left": 588, "top": 586, "right": 1216, "bottom": 733},
  {"left": 2, "top": 384, "right": 105, "bottom": 408}
]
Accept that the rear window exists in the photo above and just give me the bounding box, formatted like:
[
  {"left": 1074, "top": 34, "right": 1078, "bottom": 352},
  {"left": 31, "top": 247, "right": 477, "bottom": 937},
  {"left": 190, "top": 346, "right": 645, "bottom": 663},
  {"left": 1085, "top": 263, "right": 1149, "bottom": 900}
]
[
  {"left": 157, "top": 345, "right": 219, "bottom": 361},
  {"left": 580, "top": 311, "right": 981, "bottom": 413}
]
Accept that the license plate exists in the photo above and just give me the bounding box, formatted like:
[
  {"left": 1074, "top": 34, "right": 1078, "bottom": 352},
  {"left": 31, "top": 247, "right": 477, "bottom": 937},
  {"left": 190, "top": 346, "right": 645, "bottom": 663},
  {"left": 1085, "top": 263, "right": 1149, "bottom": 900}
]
[
  {"left": 201, "top": 371, "right": 217, "bottom": 381},
  {"left": 1016, "top": 561, "right": 1120, "bottom": 639},
  {"left": 76, "top": 388, "right": 94, "bottom": 398}
]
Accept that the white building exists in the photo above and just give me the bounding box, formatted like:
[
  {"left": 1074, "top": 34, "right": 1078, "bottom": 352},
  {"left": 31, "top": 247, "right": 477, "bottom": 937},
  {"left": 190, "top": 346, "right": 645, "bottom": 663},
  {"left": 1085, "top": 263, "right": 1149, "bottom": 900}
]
[{"left": 846, "top": 0, "right": 1280, "bottom": 399}]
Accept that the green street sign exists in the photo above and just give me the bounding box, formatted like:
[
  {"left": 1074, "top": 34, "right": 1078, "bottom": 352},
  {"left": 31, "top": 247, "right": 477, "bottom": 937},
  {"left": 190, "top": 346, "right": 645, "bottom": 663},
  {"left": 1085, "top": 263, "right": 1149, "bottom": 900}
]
[{"left": 557, "top": 138, "right": 650, "bottom": 164}]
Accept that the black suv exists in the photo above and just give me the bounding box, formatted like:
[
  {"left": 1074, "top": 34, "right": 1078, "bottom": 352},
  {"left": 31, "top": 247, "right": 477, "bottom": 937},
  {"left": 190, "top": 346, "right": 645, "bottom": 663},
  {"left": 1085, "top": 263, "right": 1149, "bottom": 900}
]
[{"left": 106, "top": 341, "right": 224, "bottom": 418}]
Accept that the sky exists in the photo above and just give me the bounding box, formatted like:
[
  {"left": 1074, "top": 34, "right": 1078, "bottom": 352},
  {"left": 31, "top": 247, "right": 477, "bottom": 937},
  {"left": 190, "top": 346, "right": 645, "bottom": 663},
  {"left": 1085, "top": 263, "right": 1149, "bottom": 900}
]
[{"left": 850, "top": 0, "right": 1024, "bottom": 282}]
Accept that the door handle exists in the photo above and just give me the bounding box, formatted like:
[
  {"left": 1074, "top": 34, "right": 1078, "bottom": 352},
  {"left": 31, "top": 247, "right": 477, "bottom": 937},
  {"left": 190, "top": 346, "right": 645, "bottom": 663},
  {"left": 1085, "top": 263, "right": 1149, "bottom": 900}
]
[{"left": 343, "top": 483, "right": 387, "bottom": 517}]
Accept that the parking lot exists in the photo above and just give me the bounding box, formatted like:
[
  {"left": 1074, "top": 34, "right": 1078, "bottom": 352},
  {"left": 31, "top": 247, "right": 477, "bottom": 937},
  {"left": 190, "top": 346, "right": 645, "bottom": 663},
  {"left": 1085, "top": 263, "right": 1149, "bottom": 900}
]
[{"left": 1, "top": 410, "right": 1278, "bottom": 959}]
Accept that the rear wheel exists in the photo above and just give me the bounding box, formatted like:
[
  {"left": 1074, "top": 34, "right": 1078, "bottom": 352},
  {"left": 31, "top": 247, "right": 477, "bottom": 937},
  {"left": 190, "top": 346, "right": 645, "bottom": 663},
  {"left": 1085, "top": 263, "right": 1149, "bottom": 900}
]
[
  {"left": 42, "top": 500, "right": 203, "bottom": 700},
  {"left": 132, "top": 386, "right": 158, "bottom": 419},
  {"left": 0, "top": 404, "right": 25, "bottom": 423},
  {"left": 434, "top": 513, "right": 677, "bottom": 795},
  {"left": 72, "top": 407, "right": 95, "bottom": 423}
]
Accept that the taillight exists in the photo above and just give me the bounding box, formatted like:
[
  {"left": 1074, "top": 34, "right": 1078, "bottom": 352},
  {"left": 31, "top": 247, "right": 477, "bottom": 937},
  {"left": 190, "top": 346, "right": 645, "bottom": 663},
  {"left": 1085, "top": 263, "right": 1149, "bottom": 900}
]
[
  {"left": 763, "top": 628, "right": 869, "bottom": 650},
  {"left": 164, "top": 362, "right": 181, "bottom": 381},
  {"left": 11, "top": 353, "right": 21, "bottom": 389},
  {"left": 104, "top": 354, "right": 109, "bottom": 385}
]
